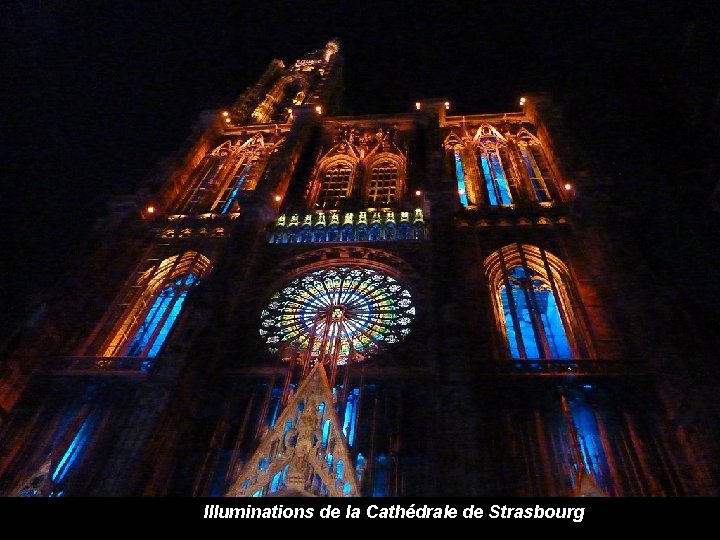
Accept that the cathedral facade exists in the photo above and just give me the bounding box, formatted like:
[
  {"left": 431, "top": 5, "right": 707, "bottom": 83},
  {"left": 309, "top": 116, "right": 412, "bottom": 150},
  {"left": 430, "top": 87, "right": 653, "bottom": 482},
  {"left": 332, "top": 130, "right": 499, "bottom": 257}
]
[{"left": 0, "top": 41, "right": 714, "bottom": 497}]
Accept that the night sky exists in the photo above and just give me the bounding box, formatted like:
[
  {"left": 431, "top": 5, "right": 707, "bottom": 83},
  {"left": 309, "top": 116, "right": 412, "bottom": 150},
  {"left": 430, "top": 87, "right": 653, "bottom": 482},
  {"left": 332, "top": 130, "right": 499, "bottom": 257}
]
[{"left": 1, "top": 2, "right": 718, "bottom": 343}]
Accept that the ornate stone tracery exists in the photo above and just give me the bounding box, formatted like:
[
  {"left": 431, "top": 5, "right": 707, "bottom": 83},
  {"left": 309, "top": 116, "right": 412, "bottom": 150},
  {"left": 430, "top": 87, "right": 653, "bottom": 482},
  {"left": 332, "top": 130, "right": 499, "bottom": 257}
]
[{"left": 226, "top": 364, "right": 360, "bottom": 497}]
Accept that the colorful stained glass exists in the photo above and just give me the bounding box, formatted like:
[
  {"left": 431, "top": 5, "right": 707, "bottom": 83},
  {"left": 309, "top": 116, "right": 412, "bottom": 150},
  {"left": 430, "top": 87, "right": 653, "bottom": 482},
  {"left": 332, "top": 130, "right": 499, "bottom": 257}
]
[{"left": 260, "top": 267, "right": 415, "bottom": 364}]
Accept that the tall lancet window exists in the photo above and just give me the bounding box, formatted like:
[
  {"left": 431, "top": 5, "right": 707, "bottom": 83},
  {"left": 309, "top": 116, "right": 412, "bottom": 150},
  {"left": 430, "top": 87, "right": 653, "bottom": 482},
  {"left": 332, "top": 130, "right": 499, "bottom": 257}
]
[
  {"left": 500, "top": 266, "right": 571, "bottom": 359},
  {"left": 453, "top": 149, "right": 470, "bottom": 207},
  {"left": 101, "top": 252, "right": 212, "bottom": 361},
  {"left": 318, "top": 162, "right": 353, "bottom": 208},
  {"left": 178, "top": 135, "right": 269, "bottom": 215},
  {"left": 216, "top": 158, "right": 254, "bottom": 215},
  {"left": 517, "top": 135, "right": 554, "bottom": 204},
  {"left": 478, "top": 147, "right": 512, "bottom": 206},
  {"left": 50, "top": 409, "right": 101, "bottom": 491},
  {"left": 473, "top": 125, "right": 513, "bottom": 206},
  {"left": 178, "top": 156, "right": 223, "bottom": 214},
  {"left": 13, "top": 403, "right": 103, "bottom": 497},
  {"left": 367, "top": 160, "right": 399, "bottom": 205},
  {"left": 484, "top": 245, "right": 589, "bottom": 360},
  {"left": 125, "top": 273, "right": 197, "bottom": 357}
]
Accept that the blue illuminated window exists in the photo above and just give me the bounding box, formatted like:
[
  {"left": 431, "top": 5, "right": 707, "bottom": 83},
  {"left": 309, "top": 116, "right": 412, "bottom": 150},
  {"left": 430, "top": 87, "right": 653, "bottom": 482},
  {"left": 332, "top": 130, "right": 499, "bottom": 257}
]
[
  {"left": 269, "top": 465, "right": 288, "bottom": 494},
  {"left": 373, "top": 454, "right": 388, "bottom": 497},
  {"left": 270, "top": 228, "right": 284, "bottom": 243},
  {"left": 564, "top": 392, "right": 609, "bottom": 492},
  {"left": 342, "top": 388, "right": 360, "bottom": 447},
  {"left": 519, "top": 146, "right": 551, "bottom": 203},
  {"left": 479, "top": 150, "right": 512, "bottom": 206},
  {"left": 283, "top": 419, "right": 293, "bottom": 436},
  {"left": 267, "top": 387, "right": 282, "bottom": 428},
  {"left": 341, "top": 223, "right": 354, "bottom": 241},
  {"left": 355, "top": 453, "right": 366, "bottom": 483},
  {"left": 51, "top": 411, "right": 99, "bottom": 485},
  {"left": 569, "top": 399, "right": 603, "bottom": 478},
  {"left": 454, "top": 150, "right": 469, "bottom": 207},
  {"left": 336, "top": 460, "right": 344, "bottom": 485},
  {"left": 299, "top": 225, "right": 312, "bottom": 243},
  {"left": 500, "top": 266, "right": 571, "bottom": 359},
  {"left": 178, "top": 133, "right": 271, "bottom": 215},
  {"left": 322, "top": 419, "right": 331, "bottom": 448},
  {"left": 313, "top": 224, "right": 326, "bottom": 242},
  {"left": 127, "top": 273, "right": 197, "bottom": 358},
  {"left": 219, "top": 163, "right": 253, "bottom": 214},
  {"left": 270, "top": 214, "right": 424, "bottom": 245}
]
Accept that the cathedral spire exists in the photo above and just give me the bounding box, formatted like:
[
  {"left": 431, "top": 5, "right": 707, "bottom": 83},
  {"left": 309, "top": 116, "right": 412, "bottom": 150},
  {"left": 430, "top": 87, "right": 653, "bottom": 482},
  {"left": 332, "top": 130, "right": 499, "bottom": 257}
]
[{"left": 228, "top": 39, "right": 343, "bottom": 126}]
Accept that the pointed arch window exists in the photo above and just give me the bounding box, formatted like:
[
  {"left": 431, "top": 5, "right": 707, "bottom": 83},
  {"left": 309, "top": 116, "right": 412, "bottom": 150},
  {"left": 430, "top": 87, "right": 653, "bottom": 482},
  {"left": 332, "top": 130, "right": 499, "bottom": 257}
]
[
  {"left": 216, "top": 159, "right": 254, "bottom": 214},
  {"left": 471, "top": 125, "right": 513, "bottom": 207},
  {"left": 367, "top": 161, "right": 398, "bottom": 205},
  {"left": 178, "top": 157, "right": 223, "bottom": 214},
  {"left": 478, "top": 147, "right": 512, "bottom": 206},
  {"left": 101, "top": 252, "right": 212, "bottom": 359},
  {"left": 445, "top": 134, "right": 474, "bottom": 207},
  {"left": 50, "top": 409, "right": 100, "bottom": 488},
  {"left": 318, "top": 162, "right": 353, "bottom": 208},
  {"left": 500, "top": 266, "right": 571, "bottom": 359},
  {"left": 454, "top": 149, "right": 470, "bottom": 207},
  {"left": 178, "top": 136, "right": 271, "bottom": 215},
  {"left": 517, "top": 135, "right": 555, "bottom": 204},
  {"left": 125, "top": 273, "right": 197, "bottom": 357},
  {"left": 519, "top": 144, "right": 551, "bottom": 203},
  {"left": 485, "top": 245, "right": 589, "bottom": 360},
  {"left": 14, "top": 404, "right": 103, "bottom": 497}
]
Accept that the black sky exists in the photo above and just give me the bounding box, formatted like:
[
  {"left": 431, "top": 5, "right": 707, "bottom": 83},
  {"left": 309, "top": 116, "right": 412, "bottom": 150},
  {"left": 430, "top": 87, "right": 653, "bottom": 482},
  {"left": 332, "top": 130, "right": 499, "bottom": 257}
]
[{"left": 1, "top": 1, "right": 718, "bottom": 341}]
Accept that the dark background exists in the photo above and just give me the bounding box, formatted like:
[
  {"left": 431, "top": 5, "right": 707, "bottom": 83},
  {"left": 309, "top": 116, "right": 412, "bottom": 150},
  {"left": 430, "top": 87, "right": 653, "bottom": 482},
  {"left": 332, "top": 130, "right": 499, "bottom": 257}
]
[{"left": 1, "top": 1, "right": 718, "bottom": 346}]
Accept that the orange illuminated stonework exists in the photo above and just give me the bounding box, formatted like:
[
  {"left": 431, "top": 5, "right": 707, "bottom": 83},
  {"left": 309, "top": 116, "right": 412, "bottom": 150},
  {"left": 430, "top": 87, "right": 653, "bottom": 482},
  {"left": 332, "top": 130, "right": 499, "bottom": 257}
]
[{"left": 0, "top": 40, "right": 715, "bottom": 497}]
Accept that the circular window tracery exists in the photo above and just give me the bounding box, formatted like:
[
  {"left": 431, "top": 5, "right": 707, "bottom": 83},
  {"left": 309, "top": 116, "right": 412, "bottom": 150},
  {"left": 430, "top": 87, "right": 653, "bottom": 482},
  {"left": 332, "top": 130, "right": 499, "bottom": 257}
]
[{"left": 260, "top": 267, "right": 415, "bottom": 365}]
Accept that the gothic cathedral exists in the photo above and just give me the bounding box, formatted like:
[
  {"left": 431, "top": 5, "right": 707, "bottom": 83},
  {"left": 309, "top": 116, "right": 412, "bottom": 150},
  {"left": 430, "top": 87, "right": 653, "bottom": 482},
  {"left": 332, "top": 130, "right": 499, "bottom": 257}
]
[{"left": 0, "top": 40, "right": 714, "bottom": 497}]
